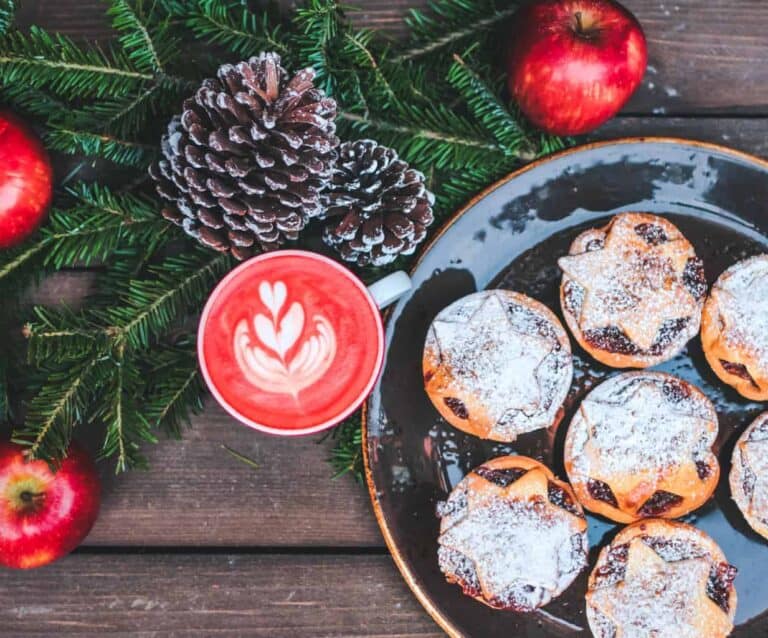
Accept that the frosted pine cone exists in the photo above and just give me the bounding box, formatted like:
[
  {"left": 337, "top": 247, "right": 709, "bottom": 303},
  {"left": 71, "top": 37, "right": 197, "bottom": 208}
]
[
  {"left": 320, "top": 139, "right": 435, "bottom": 267},
  {"left": 149, "top": 52, "right": 340, "bottom": 260}
]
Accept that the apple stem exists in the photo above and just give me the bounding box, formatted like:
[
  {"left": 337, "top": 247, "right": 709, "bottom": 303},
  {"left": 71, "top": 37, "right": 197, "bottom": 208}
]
[
  {"left": 574, "top": 11, "right": 584, "bottom": 34},
  {"left": 20, "top": 490, "right": 42, "bottom": 505}
]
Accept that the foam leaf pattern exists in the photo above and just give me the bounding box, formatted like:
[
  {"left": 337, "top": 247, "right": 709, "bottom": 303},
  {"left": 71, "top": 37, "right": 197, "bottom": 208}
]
[{"left": 234, "top": 280, "right": 337, "bottom": 398}]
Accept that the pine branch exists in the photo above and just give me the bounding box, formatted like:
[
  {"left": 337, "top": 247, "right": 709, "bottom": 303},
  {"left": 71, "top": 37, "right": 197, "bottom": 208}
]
[
  {"left": 326, "top": 414, "right": 363, "bottom": 481},
  {"left": 143, "top": 340, "right": 205, "bottom": 436},
  {"left": 14, "top": 353, "right": 108, "bottom": 463},
  {"left": 0, "top": 27, "right": 154, "bottom": 99},
  {"left": 182, "top": 0, "right": 289, "bottom": 58},
  {"left": 0, "top": 0, "right": 16, "bottom": 35},
  {"left": 339, "top": 110, "right": 503, "bottom": 171},
  {"left": 448, "top": 54, "right": 535, "bottom": 159},
  {"left": 103, "top": 251, "right": 232, "bottom": 350},
  {"left": 291, "top": 0, "right": 347, "bottom": 94},
  {"left": 107, "top": 0, "right": 172, "bottom": 73},
  {"left": 398, "top": 0, "right": 517, "bottom": 63},
  {"left": 45, "top": 126, "right": 155, "bottom": 167},
  {"left": 40, "top": 183, "right": 168, "bottom": 269},
  {"left": 99, "top": 347, "right": 155, "bottom": 472}
]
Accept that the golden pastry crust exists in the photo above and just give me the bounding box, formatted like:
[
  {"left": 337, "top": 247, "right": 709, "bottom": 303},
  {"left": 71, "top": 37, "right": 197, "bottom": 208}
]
[
  {"left": 423, "top": 290, "right": 572, "bottom": 442},
  {"left": 558, "top": 212, "right": 706, "bottom": 368},
  {"left": 436, "top": 456, "right": 588, "bottom": 612},
  {"left": 730, "top": 411, "right": 768, "bottom": 539},
  {"left": 702, "top": 254, "right": 768, "bottom": 401},
  {"left": 586, "top": 519, "right": 737, "bottom": 638},
  {"left": 564, "top": 371, "right": 719, "bottom": 524}
]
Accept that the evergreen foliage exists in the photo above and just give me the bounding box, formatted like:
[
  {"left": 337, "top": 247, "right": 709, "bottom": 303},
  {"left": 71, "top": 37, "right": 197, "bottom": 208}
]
[{"left": 0, "top": 0, "right": 569, "bottom": 476}]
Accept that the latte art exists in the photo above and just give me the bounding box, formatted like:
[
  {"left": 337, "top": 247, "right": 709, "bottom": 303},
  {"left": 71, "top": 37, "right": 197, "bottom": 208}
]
[{"left": 233, "top": 280, "right": 337, "bottom": 397}]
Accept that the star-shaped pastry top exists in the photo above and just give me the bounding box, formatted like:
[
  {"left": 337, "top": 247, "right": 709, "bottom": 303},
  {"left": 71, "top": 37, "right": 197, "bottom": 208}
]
[
  {"left": 439, "top": 467, "right": 586, "bottom": 607},
  {"left": 589, "top": 539, "right": 731, "bottom": 638},
  {"left": 712, "top": 256, "right": 768, "bottom": 373},
  {"left": 431, "top": 292, "right": 556, "bottom": 422},
  {"left": 575, "top": 379, "right": 715, "bottom": 499},
  {"left": 559, "top": 215, "right": 698, "bottom": 350}
]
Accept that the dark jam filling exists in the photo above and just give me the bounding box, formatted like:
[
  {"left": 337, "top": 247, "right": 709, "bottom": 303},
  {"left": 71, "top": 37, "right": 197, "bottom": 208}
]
[
  {"left": 707, "top": 562, "right": 738, "bottom": 613},
  {"left": 475, "top": 466, "right": 527, "bottom": 487},
  {"left": 719, "top": 359, "right": 759, "bottom": 389},
  {"left": 637, "top": 490, "right": 684, "bottom": 517},
  {"left": 662, "top": 377, "right": 692, "bottom": 403},
  {"left": 696, "top": 460, "right": 713, "bottom": 481},
  {"left": 584, "top": 317, "right": 689, "bottom": 357},
  {"left": 587, "top": 478, "right": 619, "bottom": 508},
  {"left": 593, "top": 543, "right": 629, "bottom": 583},
  {"left": 423, "top": 370, "right": 434, "bottom": 384},
  {"left": 584, "top": 327, "right": 639, "bottom": 355},
  {"left": 647, "top": 317, "right": 689, "bottom": 355},
  {"left": 585, "top": 237, "right": 606, "bottom": 251},
  {"left": 634, "top": 223, "right": 669, "bottom": 245},
  {"left": 682, "top": 257, "right": 707, "bottom": 300},
  {"left": 443, "top": 397, "right": 469, "bottom": 419},
  {"left": 547, "top": 481, "right": 583, "bottom": 518}
]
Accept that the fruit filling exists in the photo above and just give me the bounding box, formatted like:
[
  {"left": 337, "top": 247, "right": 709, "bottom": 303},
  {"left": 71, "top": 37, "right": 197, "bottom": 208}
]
[
  {"left": 634, "top": 223, "right": 668, "bottom": 245},
  {"left": 637, "top": 490, "right": 683, "bottom": 517},
  {"left": 547, "top": 481, "right": 583, "bottom": 517},
  {"left": 475, "top": 466, "right": 527, "bottom": 487},
  {"left": 443, "top": 397, "right": 469, "bottom": 419},
  {"left": 720, "top": 359, "right": 759, "bottom": 389},
  {"left": 587, "top": 478, "right": 619, "bottom": 508},
  {"left": 707, "top": 562, "right": 738, "bottom": 613}
]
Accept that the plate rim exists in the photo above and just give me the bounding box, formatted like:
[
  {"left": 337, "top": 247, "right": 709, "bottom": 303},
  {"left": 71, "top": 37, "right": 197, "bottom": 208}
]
[{"left": 361, "top": 136, "right": 768, "bottom": 638}]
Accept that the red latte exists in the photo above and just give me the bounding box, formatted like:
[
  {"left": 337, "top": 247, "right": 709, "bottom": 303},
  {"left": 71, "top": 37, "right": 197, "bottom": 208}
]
[{"left": 198, "top": 251, "right": 384, "bottom": 434}]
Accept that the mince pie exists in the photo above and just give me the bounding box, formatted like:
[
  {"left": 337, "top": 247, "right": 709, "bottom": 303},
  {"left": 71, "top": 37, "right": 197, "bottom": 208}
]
[
  {"left": 587, "top": 519, "right": 737, "bottom": 638},
  {"left": 564, "top": 371, "right": 719, "bottom": 523},
  {"left": 702, "top": 254, "right": 768, "bottom": 401},
  {"left": 558, "top": 212, "right": 706, "bottom": 368},
  {"left": 423, "top": 290, "right": 573, "bottom": 442},
  {"left": 437, "top": 455, "right": 588, "bottom": 611},
  {"left": 730, "top": 411, "right": 768, "bottom": 539}
]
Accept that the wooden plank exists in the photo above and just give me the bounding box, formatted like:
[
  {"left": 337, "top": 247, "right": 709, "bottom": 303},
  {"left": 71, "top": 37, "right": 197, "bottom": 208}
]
[
  {"left": 85, "top": 403, "right": 383, "bottom": 547},
  {"left": 593, "top": 116, "right": 768, "bottom": 157},
  {"left": 0, "top": 553, "right": 441, "bottom": 637},
  {"left": 18, "top": 0, "right": 768, "bottom": 114}
]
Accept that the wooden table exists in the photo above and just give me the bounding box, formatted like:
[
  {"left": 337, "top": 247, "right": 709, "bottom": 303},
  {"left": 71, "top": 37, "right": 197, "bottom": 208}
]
[{"left": 1, "top": 1, "right": 767, "bottom": 635}]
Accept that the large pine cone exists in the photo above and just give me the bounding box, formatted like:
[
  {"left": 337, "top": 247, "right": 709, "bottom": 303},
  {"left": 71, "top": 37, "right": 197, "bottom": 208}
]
[
  {"left": 320, "top": 140, "right": 435, "bottom": 267},
  {"left": 149, "top": 52, "right": 340, "bottom": 259}
]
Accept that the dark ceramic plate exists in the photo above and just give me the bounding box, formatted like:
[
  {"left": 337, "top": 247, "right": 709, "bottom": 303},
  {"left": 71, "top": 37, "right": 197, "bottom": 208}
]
[{"left": 363, "top": 138, "right": 768, "bottom": 637}]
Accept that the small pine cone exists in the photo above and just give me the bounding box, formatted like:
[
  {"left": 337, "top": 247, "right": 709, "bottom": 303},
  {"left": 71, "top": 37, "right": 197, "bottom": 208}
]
[
  {"left": 149, "top": 52, "right": 340, "bottom": 260},
  {"left": 320, "top": 140, "right": 435, "bottom": 267}
]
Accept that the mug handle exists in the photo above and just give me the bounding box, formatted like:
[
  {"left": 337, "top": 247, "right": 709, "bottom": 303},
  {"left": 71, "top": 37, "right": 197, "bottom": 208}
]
[{"left": 367, "top": 271, "right": 412, "bottom": 309}]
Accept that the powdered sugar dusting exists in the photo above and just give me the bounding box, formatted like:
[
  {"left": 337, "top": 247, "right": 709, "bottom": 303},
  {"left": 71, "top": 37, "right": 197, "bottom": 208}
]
[
  {"left": 590, "top": 539, "right": 713, "bottom": 638},
  {"left": 712, "top": 255, "right": 768, "bottom": 373},
  {"left": 570, "top": 372, "right": 717, "bottom": 480},
  {"left": 733, "top": 413, "right": 768, "bottom": 530},
  {"left": 588, "top": 525, "right": 735, "bottom": 638},
  {"left": 559, "top": 213, "right": 702, "bottom": 355},
  {"left": 426, "top": 290, "right": 572, "bottom": 440},
  {"left": 438, "top": 497, "right": 586, "bottom": 610}
]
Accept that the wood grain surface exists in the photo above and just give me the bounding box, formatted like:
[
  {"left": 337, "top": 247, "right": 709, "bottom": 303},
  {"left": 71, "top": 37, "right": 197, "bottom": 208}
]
[
  {"left": 2, "top": 0, "right": 768, "bottom": 635},
  {"left": 0, "top": 554, "right": 442, "bottom": 637}
]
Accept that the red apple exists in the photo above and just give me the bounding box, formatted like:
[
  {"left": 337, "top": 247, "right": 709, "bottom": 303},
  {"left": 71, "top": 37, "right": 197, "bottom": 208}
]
[
  {"left": 507, "top": 0, "right": 647, "bottom": 136},
  {"left": 0, "top": 441, "right": 100, "bottom": 569},
  {"left": 0, "top": 111, "right": 53, "bottom": 249}
]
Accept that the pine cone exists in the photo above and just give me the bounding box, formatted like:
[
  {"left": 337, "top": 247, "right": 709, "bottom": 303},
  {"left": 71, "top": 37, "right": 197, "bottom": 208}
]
[
  {"left": 149, "top": 52, "right": 340, "bottom": 260},
  {"left": 320, "top": 140, "right": 435, "bottom": 267}
]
